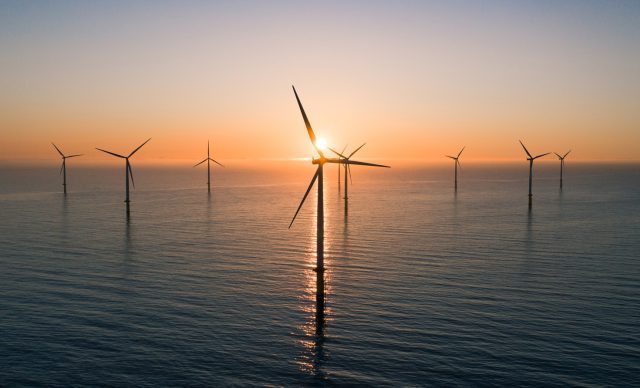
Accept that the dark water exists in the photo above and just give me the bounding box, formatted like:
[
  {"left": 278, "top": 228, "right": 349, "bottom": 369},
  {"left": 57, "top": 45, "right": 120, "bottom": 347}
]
[{"left": 1, "top": 163, "right": 639, "bottom": 386}]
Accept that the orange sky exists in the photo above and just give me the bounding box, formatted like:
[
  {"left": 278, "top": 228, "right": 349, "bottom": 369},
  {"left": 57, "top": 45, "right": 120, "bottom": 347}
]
[{"left": 1, "top": 1, "right": 639, "bottom": 165}]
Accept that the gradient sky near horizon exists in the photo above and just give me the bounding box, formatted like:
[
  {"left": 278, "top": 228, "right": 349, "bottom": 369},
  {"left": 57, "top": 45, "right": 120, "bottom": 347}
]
[{"left": 1, "top": 0, "right": 639, "bottom": 165}]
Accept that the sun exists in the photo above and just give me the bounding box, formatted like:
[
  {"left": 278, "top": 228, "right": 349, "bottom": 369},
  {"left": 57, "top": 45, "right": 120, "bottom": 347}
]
[{"left": 316, "top": 138, "right": 328, "bottom": 151}]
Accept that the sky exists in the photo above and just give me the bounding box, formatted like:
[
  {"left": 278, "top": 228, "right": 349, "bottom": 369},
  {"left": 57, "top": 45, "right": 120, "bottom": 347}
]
[{"left": 1, "top": 0, "right": 639, "bottom": 165}]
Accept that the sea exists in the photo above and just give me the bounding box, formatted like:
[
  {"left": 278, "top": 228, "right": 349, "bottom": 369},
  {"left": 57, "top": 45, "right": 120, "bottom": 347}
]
[{"left": 1, "top": 162, "right": 638, "bottom": 387}]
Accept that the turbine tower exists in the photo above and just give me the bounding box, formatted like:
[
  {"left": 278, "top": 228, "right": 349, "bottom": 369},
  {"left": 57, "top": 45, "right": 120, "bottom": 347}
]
[
  {"left": 332, "top": 143, "right": 366, "bottom": 200},
  {"left": 519, "top": 140, "right": 549, "bottom": 207},
  {"left": 554, "top": 150, "right": 571, "bottom": 190},
  {"left": 96, "top": 138, "right": 151, "bottom": 214},
  {"left": 194, "top": 140, "right": 224, "bottom": 193},
  {"left": 337, "top": 144, "right": 347, "bottom": 192},
  {"left": 51, "top": 143, "right": 82, "bottom": 194},
  {"left": 288, "top": 86, "right": 389, "bottom": 324},
  {"left": 445, "top": 146, "right": 465, "bottom": 191}
]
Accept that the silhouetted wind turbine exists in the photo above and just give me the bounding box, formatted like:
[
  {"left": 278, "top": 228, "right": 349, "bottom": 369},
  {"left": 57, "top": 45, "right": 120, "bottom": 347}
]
[
  {"left": 332, "top": 143, "right": 367, "bottom": 200},
  {"left": 288, "top": 86, "right": 389, "bottom": 323},
  {"left": 445, "top": 146, "right": 465, "bottom": 191},
  {"left": 337, "top": 144, "right": 347, "bottom": 192},
  {"left": 519, "top": 140, "right": 549, "bottom": 207},
  {"left": 554, "top": 150, "right": 571, "bottom": 190},
  {"left": 194, "top": 140, "right": 224, "bottom": 193},
  {"left": 96, "top": 138, "right": 151, "bottom": 214},
  {"left": 51, "top": 143, "right": 82, "bottom": 194}
]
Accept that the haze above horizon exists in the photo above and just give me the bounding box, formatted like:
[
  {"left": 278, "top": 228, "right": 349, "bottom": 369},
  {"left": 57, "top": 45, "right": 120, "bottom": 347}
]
[{"left": 1, "top": 1, "right": 639, "bottom": 163}]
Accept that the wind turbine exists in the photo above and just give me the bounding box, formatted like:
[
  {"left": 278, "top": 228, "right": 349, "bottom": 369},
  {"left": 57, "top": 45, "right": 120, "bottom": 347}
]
[
  {"left": 332, "top": 143, "right": 366, "bottom": 200},
  {"left": 194, "top": 140, "right": 224, "bottom": 193},
  {"left": 337, "top": 144, "right": 347, "bottom": 192},
  {"left": 51, "top": 143, "right": 83, "bottom": 194},
  {"left": 288, "top": 86, "right": 389, "bottom": 321},
  {"left": 96, "top": 138, "right": 151, "bottom": 213},
  {"left": 445, "top": 146, "right": 465, "bottom": 191},
  {"left": 519, "top": 140, "right": 549, "bottom": 206},
  {"left": 554, "top": 150, "right": 571, "bottom": 190}
]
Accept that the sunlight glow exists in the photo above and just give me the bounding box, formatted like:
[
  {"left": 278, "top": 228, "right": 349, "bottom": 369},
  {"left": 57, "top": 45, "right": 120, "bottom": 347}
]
[
  {"left": 316, "top": 138, "right": 328, "bottom": 151},
  {"left": 0, "top": 2, "right": 637, "bottom": 163}
]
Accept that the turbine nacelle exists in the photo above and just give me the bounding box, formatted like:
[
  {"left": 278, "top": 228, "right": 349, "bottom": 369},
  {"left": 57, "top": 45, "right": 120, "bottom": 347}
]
[
  {"left": 529, "top": 154, "right": 550, "bottom": 161},
  {"left": 519, "top": 140, "right": 549, "bottom": 161},
  {"left": 445, "top": 146, "right": 465, "bottom": 167},
  {"left": 554, "top": 150, "right": 571, "bottom": 160},
  {"left": 52, "top": 143, "right": 83, "bottom": 160},
  {"left": 311, "top": 156, "right": 344, "bottom": 165},
  {"left": 96, "top": 138, "right": 151, "bottom": 195}
]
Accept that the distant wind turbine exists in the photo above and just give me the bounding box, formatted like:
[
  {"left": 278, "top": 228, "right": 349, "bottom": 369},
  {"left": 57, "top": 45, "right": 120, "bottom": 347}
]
[
  {"left": 337, "top": 144, "right": 347, "bottom": 192},
  {"left": 519, "top": 140, "right": 549, "bottom": 206},
  {"left": 289, "top": 86, "right": 389, "bottom": 320},
  {"left": 554, "top": 150, "right": 571, "bottom": 190},
  {"left": 445, "top": 146, "right": 465, "bottom": 191},
  {"left": 96, "top": 138, "right": 151, "bottom": 213},
  {"left": 194, "top": 141, "right": 224, "bottom": 193},
  {"left": 51, "top": 143, "right": 83, "bottom": 194},
  {"left": 332, "top": 143, "right": 366, "bottom": 200}
]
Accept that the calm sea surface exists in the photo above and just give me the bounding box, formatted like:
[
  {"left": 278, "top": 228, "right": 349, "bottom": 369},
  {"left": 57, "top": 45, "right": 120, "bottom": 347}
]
[{"left": 1, "top": 163, "right": 639, "bottom": 387}]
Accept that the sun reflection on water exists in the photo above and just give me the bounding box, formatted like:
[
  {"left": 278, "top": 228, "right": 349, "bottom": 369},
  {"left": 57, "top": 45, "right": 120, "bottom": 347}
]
[{"left": 294, "top": 187, "right": 333, "bottom": 379}]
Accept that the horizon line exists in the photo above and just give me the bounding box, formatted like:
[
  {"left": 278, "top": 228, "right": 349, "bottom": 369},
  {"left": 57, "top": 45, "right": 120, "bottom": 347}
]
[{"left": 0, "top": 158, "right": 639, "bottom": 168}]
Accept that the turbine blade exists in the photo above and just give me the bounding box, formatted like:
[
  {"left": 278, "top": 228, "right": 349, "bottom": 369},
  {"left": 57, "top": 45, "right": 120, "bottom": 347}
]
[
  {"left": 128, "top": 138, "right": 151, "bottom": 158},
  {"left": 193, "top": 158, "right": 208, "bottom": 167},
  {"left": 342, "top": 160, "right": 390, "bottom": 168},
  {"left": 96, "top": 148, "right": 126, "bottom": 158},
  {"left": 329, "top": 147, "right": 347, "bottom": 159},
  {"left": 348, "top": 163, "right": 353, "bottom": 185},
  {"left": 445, "top": 155, "right": 456, "bottom": 160},
  {"left": 289, "top": 167, "right": 320, "bottom": 229},
  {"left": 457, "top": 146, "right": 465, "bottom": 158},
  {"left": 208, "top": 140, "right": 210, "bottom": 158},
  {"left": 533, "top": 152, "right": 550, "bottom": 159},
  {"left": 341, "top": 144, "right": 348, "bottom": 155},
  {"left": 457, "top": 159, "right": 462, "bottom": 170},
  {"left": 519, "top": 140, "right": 532, "bottom": 158},
  {"left": 292, "top": 86, "right": 322, "bottom": 156},
  {"left": 52, "top": 143, "right": 64, "bottom": 157},
  {"left": 128, "top": 161, "right": 135, "bottom": 189},
  {"left": 66, "top": 154, "right": 83, "bottom": 158},
  {"left": 59, "top": 162, "right": 64, "bottom": 175},
  {"left": 554, "top": 152, "right": 562, "bottom": 159},
  {"left": 348, "top": 142, "right": 366, "bottom": 158},
  {"left": 564, "top": 150, "right": 571, "bottom": 158},
  {"left": 211, "top": 159, "right": 225, "bottom": 168}
]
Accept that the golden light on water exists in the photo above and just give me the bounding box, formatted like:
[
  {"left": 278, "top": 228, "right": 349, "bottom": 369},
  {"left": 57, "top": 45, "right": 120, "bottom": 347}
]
[{"left": 296, "top": 187, "right": 332, "bottom": 376}]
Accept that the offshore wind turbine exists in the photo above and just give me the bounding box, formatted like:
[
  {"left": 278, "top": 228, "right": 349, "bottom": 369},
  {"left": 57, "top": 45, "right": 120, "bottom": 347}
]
[
  {"left": 554, "top": 150, "right": 571, "bottom": 190},
  {"left": 96, "top": 138, "right": 151, "bottom": 213},
  {"left": 519, "top": 140, "right": 549, "bottom": 207},
  {"left": 332, "top": 143, "right": 366, "bottom": 200},
  {"left": 288, "top": 86, "right": 389, "bottom": 324},
  {"left": 445, "top": 146, "right": 465, "bottom": 191},
  {"left": 337, "top": 144, "right": 347, "bottom": 192},
  {"left": 51, "top": 143, "right": 83, "bottom": 194},
  {"left": 194, "top": 140, "right": 224, "bottom": 193}
]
